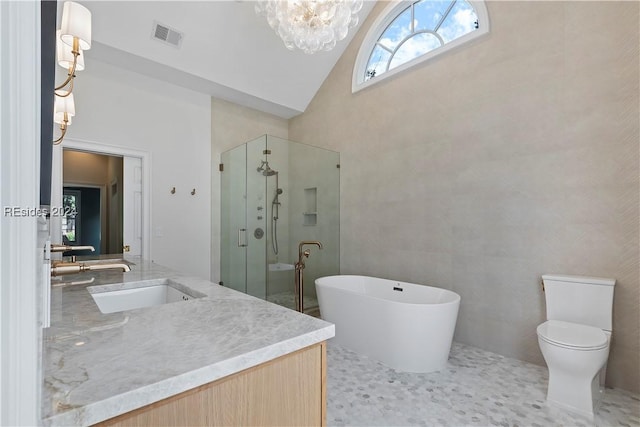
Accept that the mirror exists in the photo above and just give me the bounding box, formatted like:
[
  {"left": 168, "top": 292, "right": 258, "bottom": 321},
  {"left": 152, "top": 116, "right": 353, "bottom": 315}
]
[{"left": 62, "top": 149, "right": 123, "bottom": 255}]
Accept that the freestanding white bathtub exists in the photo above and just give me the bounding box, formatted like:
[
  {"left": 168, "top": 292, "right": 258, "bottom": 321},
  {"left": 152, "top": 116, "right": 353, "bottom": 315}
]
[{"left": 315, "top": 275, "right": 461, "bottom": 373}]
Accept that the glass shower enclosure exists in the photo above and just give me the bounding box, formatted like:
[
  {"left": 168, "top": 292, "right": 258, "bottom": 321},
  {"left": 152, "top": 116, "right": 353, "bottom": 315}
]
[{"left": 220, "top": 135, "right": 339, "bottom": 314}]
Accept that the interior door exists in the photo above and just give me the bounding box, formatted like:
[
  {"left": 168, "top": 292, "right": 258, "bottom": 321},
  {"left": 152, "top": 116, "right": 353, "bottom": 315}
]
[{"left": 123, "top": 156, "right": 142, "bottom": 256}]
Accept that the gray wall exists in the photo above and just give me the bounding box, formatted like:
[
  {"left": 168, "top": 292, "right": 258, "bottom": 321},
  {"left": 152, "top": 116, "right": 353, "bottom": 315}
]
[
  {"left": 286, "top": 141, "right": 341, "bottom": 301},
  {"left": 289, "top": 1, "right": 639, "bottom": 392}
]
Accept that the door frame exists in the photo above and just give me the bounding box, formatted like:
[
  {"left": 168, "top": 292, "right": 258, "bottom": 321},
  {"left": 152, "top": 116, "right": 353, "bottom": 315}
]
[
  {"left": 0, "top": 1, "right": 41, "bottom": 424},
  {"left": 52, "top": 138, "right": 152, "bottom": 260}
]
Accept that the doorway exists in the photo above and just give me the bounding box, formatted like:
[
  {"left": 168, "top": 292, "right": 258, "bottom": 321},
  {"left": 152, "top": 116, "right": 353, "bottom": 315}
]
[
  {"left": 51, "top": 139, "right": 150, "bottom": 259},
  {"left": 62, "top": 149, "right": 123, "bottom": 255}
]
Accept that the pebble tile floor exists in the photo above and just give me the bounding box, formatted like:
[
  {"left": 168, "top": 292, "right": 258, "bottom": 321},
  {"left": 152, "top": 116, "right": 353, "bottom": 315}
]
[{"left": 326, "top": 342, "right": 640, "bottom": 427}]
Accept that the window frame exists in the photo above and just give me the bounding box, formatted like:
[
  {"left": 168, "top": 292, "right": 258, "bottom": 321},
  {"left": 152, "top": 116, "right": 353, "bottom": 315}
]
[
  {"left": 352, "top": 0, "right": 490, "bottom": 93},
  {"left": 62, "top": 189, "right": 81, "bottom": 244}
]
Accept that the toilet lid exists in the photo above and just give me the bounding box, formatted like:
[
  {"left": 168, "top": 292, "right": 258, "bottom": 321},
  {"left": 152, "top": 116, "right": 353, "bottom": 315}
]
[{"left": 537, "top": 320, "right": 608, "bottom": 350}]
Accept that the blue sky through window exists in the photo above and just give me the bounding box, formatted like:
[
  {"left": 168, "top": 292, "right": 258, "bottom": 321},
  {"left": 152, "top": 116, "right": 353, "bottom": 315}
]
[
  {"left": 379, "top": 6, "right": 412, "bottom": 51},
  {"left": 438, "top": 1, "right": 477, "bottom": 43},
  {"left": 414, "top": 0, "right": 451, "bottom": 32},
  {"left": 390, "top": 33, "right": 441, "bottom": 70},
  {"left": 365, "top": 0, "right": 478, "bottom": 81}
]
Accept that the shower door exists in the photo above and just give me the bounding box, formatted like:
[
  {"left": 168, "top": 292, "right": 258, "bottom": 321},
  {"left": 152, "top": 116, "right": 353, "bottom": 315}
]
[
  {"left": 220, "top": 137, "right": 268, "bottom": 299},
  {"left": 220, "top": 135, "right": 340, "bottom": 313},
  {"left": 220, "top": 142, "right": 248, "bottom": 295}
]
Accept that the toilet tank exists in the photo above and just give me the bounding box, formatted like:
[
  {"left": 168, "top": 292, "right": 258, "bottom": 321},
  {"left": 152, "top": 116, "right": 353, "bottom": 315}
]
[{"left": 542, "top": 274, "right": 616, "bottom": 331}]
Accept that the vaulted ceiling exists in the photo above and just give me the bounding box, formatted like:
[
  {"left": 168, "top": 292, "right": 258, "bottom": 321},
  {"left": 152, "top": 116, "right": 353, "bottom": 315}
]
[{"left": 77, "top": 1, "right": 376, "bottom": 118}]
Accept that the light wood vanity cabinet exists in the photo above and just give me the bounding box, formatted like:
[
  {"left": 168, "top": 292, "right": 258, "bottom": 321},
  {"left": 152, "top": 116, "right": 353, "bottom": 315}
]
[{"left": 96, "top": 342, "right": 326, "bottom": 427}]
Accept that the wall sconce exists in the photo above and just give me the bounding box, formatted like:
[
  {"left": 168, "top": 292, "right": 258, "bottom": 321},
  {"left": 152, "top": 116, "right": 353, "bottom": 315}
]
[{"left": 53, "top": 1, "right": 91, "bottom": 145}]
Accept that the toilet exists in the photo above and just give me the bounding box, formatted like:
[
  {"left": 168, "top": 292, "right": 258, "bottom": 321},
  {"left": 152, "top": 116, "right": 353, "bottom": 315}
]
[{"left": 536, "top": 274, "right": 616, "bottom": 418}]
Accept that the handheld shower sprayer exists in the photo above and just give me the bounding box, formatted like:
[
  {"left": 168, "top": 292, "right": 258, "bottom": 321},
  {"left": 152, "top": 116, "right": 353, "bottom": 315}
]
[
  {"left": 258, "top": 158, "right": 282, "bottom": 255},
  {"left": 272, "top": 188, "right": 283, "bottom": 204},
  {"left": 271, "top": 187, "right": 283, "bottom": 254}
]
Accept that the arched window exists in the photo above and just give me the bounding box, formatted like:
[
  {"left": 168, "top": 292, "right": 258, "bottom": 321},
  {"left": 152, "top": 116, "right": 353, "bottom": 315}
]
[{"left": 352, "top": 0, "right": 489, "bottom": 92}]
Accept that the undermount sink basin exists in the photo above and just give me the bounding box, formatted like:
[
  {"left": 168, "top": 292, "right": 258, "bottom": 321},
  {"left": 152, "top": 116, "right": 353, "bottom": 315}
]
[{"left": 88, "top": 279, "right": 205, "bottom": 314}]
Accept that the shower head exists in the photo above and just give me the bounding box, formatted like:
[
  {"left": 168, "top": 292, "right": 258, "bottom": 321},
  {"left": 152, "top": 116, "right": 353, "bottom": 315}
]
[{"left": 257, "top": 161, "right": 278, "bottom": 176}]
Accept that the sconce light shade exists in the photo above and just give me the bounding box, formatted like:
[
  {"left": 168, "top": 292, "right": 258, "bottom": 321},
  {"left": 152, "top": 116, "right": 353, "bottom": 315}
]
[
  {"left": 54, "top": 91, "right": 76, "bottom": 123},
  {"left": 56, "top": 30, "right": 85, "bottom": 71},
  {"left": 54, "top": 112, "right": 72, "bottom": 126},
  {"left": 60, "top": 1, "right": 92, "bottom": 50}
]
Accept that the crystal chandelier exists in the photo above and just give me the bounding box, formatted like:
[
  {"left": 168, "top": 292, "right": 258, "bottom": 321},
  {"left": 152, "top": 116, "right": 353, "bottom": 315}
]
[{"left": 255, "top": 0, "right": 364, "bottom": 54}]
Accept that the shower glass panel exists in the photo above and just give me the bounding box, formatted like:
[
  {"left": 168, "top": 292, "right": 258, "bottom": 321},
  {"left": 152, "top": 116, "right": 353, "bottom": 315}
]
[
  {"left": 220, "top": 135, "right": 339, "bottom": 314},
  {"left": 220, "top": 143, "right": 247, "bottom": 295}
]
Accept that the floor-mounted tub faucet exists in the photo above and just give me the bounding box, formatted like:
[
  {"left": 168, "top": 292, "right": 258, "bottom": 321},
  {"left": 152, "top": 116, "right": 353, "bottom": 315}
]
[{"left": 295, "top": 241, "right": 323, "bottom": 313}]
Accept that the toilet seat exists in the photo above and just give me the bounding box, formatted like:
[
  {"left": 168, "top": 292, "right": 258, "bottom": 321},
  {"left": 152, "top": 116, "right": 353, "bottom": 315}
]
[{"left": 537, "top": 320, "right": 608, "bottom": 351}]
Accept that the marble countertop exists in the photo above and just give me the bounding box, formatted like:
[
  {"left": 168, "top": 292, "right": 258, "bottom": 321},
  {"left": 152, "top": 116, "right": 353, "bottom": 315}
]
[{"left": 42, "top": 257, "right": 334, "bottom": 426}]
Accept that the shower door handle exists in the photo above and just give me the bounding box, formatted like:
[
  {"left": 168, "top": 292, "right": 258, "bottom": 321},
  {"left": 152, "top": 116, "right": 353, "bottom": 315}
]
[{"left": 237, "top": 228, "right": 248, "bottom": 247}]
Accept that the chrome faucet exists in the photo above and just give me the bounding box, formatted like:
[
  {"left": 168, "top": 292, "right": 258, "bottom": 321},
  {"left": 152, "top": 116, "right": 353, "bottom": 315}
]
[{"left": 294, "top": 241, "right": 323, "bottom": 313}]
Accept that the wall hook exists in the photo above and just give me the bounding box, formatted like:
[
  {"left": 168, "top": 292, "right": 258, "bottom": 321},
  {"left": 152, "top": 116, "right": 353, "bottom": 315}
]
[
  {"left": 170, "top": 187, "right": 176, "bottom": 194},
  {"left": 191, "top": 188, "right": 196, "bottom": 196}
]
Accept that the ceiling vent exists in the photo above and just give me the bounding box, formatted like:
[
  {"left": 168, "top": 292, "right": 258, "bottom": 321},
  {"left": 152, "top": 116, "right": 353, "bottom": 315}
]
[{"left": 151, "top": 21, "right": 184, "bottom": 48}]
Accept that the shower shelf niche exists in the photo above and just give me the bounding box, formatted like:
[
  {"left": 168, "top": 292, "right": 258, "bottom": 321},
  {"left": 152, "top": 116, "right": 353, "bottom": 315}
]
[
  {"left": 303, "top": 188, "right": 317, "bottom": 226},
  {"left": 303, "top": 213, "right": 317, "bottom": 226}
]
